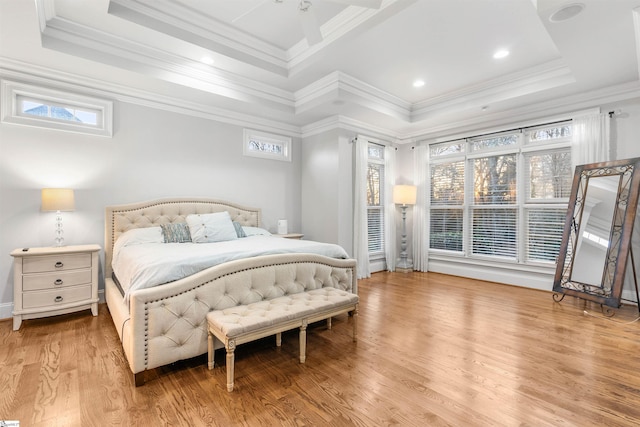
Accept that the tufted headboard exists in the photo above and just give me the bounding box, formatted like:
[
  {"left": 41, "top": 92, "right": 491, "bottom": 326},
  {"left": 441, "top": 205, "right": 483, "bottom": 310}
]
[{"left": 104, "top": 198, "right": 261, "bottom": 278}]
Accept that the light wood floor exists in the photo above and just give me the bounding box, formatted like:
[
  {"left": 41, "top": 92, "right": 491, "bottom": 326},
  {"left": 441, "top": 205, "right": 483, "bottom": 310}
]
[{"left": 2, "top": 271, "right": 640, "bottom": 426}]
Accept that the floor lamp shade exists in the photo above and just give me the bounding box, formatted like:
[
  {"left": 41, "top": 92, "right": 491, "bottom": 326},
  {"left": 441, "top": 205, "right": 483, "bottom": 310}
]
[
  {"left": 41, "top": 188, "right": 75, "bottom": 247},
  {"left": 393, "top": 185, "right": 417, "bottom": 206}
]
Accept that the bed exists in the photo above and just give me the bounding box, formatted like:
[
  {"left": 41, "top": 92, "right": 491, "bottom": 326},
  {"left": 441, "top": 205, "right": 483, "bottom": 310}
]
[{"left": 104, "top": 198, "right": 357, "bottom": 385}]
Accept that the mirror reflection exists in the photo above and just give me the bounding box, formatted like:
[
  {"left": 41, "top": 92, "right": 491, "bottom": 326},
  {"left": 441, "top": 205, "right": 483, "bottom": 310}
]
[{"left": 570, "top": 175, "right": 619, "bottom": 287}]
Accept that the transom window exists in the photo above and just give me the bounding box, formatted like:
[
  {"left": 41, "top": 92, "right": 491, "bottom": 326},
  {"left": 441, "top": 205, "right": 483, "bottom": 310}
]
[
  {"left": 428, "top": 122, "right": 572, "bottom": 265},
  {"left": 242, "top": 129, "right": 292, "bottom": 162},
  {"left": 1, "top": 80, "right": 113, "bottom": 137},
  {"left": 17, "top": 96, "right": 101, "bottom": 125}
]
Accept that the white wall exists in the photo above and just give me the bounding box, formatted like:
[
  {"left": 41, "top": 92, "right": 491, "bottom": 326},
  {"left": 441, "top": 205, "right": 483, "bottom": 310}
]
[
  {"left": 606, "top": 100, "right": 640, "bottom": 160},
  {"left": 0, "top": 99, "right": 302, "bottom": 318},
  {"left": 300, "top": 129, "right": 354, "bottom": 255}
]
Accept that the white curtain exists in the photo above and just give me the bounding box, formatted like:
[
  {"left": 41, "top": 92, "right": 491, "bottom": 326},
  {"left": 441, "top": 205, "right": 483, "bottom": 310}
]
[
  {"left": 571, "top": 112, "right": 610, "bottom": 168},
  {"left": 353, "top": 137, "right": 371, "bottom": 279},
  {"left": 384, "top": 146, "right": 396, "bottom": 271},
  {"left": 412, "top": 145, "right": 429, "bottom": 271}
]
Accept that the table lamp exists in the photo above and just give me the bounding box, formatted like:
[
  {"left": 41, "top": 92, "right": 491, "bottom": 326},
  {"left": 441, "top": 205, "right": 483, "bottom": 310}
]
[{"left": 41, "top": 188, "right": 75, "bottom": 247}]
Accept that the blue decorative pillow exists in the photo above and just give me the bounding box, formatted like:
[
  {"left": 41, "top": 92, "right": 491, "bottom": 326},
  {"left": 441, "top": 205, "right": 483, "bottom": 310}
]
[
  {"left": 161, "top": 223, "right": 192, "bottom": 243},
  {"left": 233, "top": 221, "right": 247, "bottom": 238}
]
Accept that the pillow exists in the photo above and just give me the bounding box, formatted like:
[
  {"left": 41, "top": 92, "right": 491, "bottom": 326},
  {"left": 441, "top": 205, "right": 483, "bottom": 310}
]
[
  {"left": 111, "top": 226, "right": 164, "bottom": 267},
  {"left": 186, "top": 211, "right": 238, "bottom": 243},
  {"left": 161, "top": 223, "right": 192, "bottom": 243},
  {"left": 233, "top": 221, "right": 246, "bottom": 238},
  {"left": 242, "top": 226, "right": 272, "bottom": 237},
  {"left": 116, "top": 226, "right": 163, "bottom": 246}
]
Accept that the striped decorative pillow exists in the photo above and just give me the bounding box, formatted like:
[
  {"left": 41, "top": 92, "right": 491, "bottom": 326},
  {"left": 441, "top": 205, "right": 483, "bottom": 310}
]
[{"left": 161, "top": 223, "right": 192, "bottom": 243}]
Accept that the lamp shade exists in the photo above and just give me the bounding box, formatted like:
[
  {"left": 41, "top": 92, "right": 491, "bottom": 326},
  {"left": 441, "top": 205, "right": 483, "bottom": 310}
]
[
  {"left": 393, "top": 185, "right": 417, "bottom": 205},
  {"left": 41, "top": 188, "right": 75, "bottom": 212}
]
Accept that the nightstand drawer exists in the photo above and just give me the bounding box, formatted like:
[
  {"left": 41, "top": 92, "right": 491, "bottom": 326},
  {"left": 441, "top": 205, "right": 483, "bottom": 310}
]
[
  {"left": 23, "top": 253, "right": 91, "bottom": 274},
  {"left": 22, "top": 284, "right": 92, "bottom": 309},
  {"left": 23, "top": 269, "right": 92, "bottom": 291}
]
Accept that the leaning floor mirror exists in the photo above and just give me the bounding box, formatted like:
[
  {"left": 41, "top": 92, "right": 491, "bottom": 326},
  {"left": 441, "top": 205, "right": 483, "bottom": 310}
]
[{"left": 553, "top": 157, "right": 640, "bottom": 311}]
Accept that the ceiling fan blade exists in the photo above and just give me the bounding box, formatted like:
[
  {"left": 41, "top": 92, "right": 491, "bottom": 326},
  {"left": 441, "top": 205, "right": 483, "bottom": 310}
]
[
  {"left": 299, "top": 6, "right": 323, "bottom": 45},
  {"left": 327, "top": 0, "right": 383, "bottom": 8}
]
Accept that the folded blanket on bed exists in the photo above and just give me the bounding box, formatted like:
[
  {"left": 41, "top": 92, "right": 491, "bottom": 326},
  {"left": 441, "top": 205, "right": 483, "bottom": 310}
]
[{"left": 112, "top": 233, "right": 349, "bottom": 303}]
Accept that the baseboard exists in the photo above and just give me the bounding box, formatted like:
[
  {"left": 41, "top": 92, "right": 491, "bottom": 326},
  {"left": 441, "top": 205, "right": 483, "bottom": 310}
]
[
  {"left": 0, "top": 290, "right": 106, "bottom": 322},
  {"left": 429, "top": 256, "right": 640, "bottom": 306},
  {"left": 428, "top": 257, "right": 554, "bottom": 291},
  {"left": 0, "top": 301, "right": 13, "bottom": 322}
]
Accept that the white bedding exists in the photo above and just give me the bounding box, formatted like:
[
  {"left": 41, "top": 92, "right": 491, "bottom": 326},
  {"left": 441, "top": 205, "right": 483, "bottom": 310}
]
[{"left": 112, "top": 234, "right": 349, "bottom": 303}]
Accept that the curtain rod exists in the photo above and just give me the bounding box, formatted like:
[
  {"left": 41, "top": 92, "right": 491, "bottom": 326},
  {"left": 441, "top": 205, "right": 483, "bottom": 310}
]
[
  {"left": 414, "top": 118, "right": 573, "bottom": 148},
  {"left": 352, "top": 137, "right": 397, "bottom": 149}
]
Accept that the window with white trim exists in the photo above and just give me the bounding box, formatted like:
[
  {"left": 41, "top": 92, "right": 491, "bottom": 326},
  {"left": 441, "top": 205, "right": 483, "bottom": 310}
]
[
  {"left": 428, "top": 122, "right": 572, "bottom": 265},
  {"left": 1, "top": 80, "right": 113, "bottom": 137},
  {"left": 367, "top": 143, "right": 385, "bottom": 259},
  {"left": 242, "top": 129, "right": 292, "bottom": 162}
]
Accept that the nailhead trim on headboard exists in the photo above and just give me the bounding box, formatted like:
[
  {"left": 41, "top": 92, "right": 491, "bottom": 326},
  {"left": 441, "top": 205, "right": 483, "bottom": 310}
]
[{"left": 105, "top": 198, "right": 262, "bottom": 279}]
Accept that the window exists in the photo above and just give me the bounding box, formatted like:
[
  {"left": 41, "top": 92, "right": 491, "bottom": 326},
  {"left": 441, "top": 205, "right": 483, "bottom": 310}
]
[
  {"left": 1, "top": 80, "right": 113, "bottom": 137},
  {"left": 428, "top": 122, "right": 572, "bottom": 266},
  {"left": 430, "top": 154, "right": 464, "bottom": 252},
  {"left": 243, "top": 129, "right": 292, "bottom": 162},
  {"left": 367, "top": 144, "right": 385, "bottom": 258}
]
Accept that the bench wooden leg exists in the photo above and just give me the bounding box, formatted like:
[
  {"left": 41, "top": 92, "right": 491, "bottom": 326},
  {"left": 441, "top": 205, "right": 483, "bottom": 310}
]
[
  {"left": 327, "top": 317, "right": 332, "bottom": 330},
  {"left": 276, "top": 332, "right": 282, "bottom": 347},
  {"left": 299, "top": 319, "right": 307, "bottom": 363},
  {"left": 207, "top": 332, "right": 215, "bottom": 370},
  {"left": 226, "top": 340, "right": 236, "bottom": 392}
]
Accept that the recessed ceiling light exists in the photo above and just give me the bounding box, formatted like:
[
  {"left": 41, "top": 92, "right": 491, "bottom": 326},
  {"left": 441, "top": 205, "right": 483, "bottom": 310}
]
[
  {"left": 493, "top": 50, "right": 509, "bottom": 59},
  {"left": 201, "top": 56, "right": 214, "bottom": 65},
  {"left": 413, "top": 80, "right": 425, "bottom": 88},
  {"left": 549, "top": 3, "right": 585, "bottom": 23}
]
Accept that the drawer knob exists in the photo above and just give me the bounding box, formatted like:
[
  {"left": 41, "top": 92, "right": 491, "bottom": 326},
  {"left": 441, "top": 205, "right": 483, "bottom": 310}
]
[
  {"left": 54, "top": 261, "right": 64, "bottom": 268},
  {"left": 54, "top": 279, "right": 63, "bottom": 286},
  {"left": 54, "top": 296, "right": 63, "bottom": 303}
]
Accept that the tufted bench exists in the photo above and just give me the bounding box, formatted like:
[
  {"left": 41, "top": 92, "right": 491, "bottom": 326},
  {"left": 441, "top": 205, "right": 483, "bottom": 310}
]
[{"left": 207, "top": 287, "right": 358, "bottom": 391}]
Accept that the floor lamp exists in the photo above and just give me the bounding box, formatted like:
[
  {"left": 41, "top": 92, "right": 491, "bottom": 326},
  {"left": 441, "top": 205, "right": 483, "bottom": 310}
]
[{"left": 393, "top": 184, "right": 417, "bottom": 273}]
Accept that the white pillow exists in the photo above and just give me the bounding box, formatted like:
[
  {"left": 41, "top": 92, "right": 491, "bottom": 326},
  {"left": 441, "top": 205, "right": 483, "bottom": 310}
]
[
  {"left": 112, "top": 227, "right": 164, "bottom": 266},
  {"left": 116, "top": 226, "right": 163, "bottom": 247},
  {"left": 186, "top": 211, "right": 238, "bottom": 243},
  {"left": 242, "top": 226, "right": 272, "bottom": 236}
]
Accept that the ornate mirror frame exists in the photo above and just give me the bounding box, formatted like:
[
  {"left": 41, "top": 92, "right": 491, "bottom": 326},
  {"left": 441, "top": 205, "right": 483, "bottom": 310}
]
[{"left": 553, "top": 157, "right": 640, "bottom": 308}]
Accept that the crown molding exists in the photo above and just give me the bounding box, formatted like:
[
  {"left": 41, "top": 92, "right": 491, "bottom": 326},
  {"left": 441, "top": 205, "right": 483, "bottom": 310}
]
[
  {"left": 36, "top": 0, "right": 295, "bottom": 111},
  {"left": 107, "top": 0, "right": 410, "bottom": 78},
  {"left": 0, "top": 57, "right": 302, "bottom": 138},
  {"left": 35, "top": 0, "right": 608, "bottom": 138},
  {"left": 410, "top": 60, "right": 575, "bottom": 122},
  {"left": 287, "top": 0, "right": 414, "bottom": 75},
  {"left": 301, "top": 114, "right": 396, "bottom": 140},
  {"left": 107, "top": 0, "right": 289, "bottom": 76},
  {"left": 399, "top": 80, "right": 640, "bottom": 142},
  {"left": 295, "top": 71, "right": 411, "bottom": 119}
]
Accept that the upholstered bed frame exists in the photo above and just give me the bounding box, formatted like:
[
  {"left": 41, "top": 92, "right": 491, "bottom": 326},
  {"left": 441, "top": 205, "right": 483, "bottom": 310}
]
[{"left": 104, "top": 198, "right": 357, "bottom": 385}]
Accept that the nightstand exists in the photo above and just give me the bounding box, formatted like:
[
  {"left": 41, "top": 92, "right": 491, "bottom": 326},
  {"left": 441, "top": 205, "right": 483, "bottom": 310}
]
[
  {"left": 10, "top": 244, "right": 101, "bottom": 331},
  {"left": 275, "top": 233, "right": 304, "bottom": 239}
]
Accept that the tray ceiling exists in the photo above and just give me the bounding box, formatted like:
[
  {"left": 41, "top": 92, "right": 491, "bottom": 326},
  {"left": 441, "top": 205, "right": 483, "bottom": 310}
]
[{"left": 2, "top": 0, "right": 640, "bottom": 139}]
